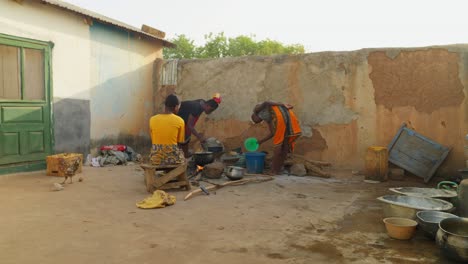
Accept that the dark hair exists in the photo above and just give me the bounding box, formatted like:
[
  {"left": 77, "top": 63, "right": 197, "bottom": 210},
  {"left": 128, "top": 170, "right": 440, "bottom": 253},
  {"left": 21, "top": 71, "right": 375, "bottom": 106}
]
[
  {"left": 165, "top": 94, "right": 180, "bottom": 108},
  {"left": 205, "top": 99, "right": 219, "bottom": 110}
]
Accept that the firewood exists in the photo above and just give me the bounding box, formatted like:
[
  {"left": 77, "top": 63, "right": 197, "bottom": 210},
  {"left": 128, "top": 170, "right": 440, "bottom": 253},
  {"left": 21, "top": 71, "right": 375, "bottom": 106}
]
[
  {"left": 184, "top": 176, "right": 273, "bottom": 201},
  {"left": 304, "top": 163, "right": 331, "bottom": 178},
  {"left": 287, "top": 154, "right": 332, "bottom": 167},
  {"left": 285, "top": 157, "right": 331, "bottom": 178}
]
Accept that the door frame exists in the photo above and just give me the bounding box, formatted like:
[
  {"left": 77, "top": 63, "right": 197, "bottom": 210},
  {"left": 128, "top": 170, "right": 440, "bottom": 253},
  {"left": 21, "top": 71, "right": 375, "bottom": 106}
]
[{"left": 0, "top": 33, "right": 54, "bottom": 174}]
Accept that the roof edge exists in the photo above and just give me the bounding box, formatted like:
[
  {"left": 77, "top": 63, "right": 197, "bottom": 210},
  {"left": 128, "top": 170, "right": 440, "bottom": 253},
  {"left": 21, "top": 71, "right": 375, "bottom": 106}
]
[{"left": 38, "top": 0, "right": 175, "bottom": 48}]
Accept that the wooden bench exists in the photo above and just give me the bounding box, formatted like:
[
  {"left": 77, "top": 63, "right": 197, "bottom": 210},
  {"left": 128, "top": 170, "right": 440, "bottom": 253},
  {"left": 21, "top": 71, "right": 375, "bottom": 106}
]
[{"left": 140, "top": 163, "right": 191, "bottom": 193}]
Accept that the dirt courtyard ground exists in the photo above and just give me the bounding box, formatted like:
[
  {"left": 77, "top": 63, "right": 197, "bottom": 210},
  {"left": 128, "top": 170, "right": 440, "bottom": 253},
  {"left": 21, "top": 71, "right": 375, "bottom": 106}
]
[{"left": 0, "top": 165, "right": 458, "bottom": 264}]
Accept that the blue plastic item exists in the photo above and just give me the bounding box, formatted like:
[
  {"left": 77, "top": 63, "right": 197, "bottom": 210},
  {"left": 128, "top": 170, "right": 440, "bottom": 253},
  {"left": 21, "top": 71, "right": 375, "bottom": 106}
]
[{"left": 245, "top": 152, "right": 266, "bottom": 173}]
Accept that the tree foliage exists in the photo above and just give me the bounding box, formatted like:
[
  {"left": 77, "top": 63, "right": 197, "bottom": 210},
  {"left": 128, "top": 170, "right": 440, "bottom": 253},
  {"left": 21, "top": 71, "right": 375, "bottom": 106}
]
[{"left": 163, "top": 32, "right": 305, "bottom": 59}]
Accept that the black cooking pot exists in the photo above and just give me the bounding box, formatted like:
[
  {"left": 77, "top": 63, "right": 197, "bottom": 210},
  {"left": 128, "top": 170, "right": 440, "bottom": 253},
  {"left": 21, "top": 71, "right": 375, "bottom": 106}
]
[
  {"left": 193, "top": 152, "right": 214, "bottom": 166},
  {"left": 436, "top": 217, "right": 468, "bottom": 262},
  {"left": 207, "top": 146, "right": 223, "bottom": 153}
]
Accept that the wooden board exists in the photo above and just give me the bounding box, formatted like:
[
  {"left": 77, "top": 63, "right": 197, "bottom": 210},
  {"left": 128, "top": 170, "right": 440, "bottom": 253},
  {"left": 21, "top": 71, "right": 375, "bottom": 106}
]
[
  {"left": 388, "top": 124, "right": 450, "bottom": 183},
  {"left": 141, "top": 163, "right": 190, "bottom": 192},
  {"left": 141, "top": 24, "right": 166, "bottom": 39}
]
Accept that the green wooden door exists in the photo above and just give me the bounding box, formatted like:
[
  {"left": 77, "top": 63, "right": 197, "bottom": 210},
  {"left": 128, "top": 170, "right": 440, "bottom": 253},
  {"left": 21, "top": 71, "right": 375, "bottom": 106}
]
[{"left": 0, "top": 34, "right": 53, "bottom": 172}]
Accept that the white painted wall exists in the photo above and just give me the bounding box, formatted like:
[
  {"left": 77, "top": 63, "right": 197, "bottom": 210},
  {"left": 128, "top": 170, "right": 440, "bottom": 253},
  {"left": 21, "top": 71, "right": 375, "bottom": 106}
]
[
  {"left": 0, "top": 0, "right": 164, "bottom": 150},
  {"left": 89, "top": 22, "right": 160, "bottom": 141},
  {"left": 0, "top": 0, "right": 91, "bottom": 100}
]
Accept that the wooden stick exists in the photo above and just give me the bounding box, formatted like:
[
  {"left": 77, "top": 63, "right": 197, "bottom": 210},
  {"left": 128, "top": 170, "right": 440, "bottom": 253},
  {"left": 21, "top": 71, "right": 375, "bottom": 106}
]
[
  {"left": 290, "top": 154, "right": 332, "bottom": 167},
  {"left": 304, "top": 163, "right": 331, "bottom": 178},
  {"left": 184, "top": 176, "right": 273, "bottom": 201}
]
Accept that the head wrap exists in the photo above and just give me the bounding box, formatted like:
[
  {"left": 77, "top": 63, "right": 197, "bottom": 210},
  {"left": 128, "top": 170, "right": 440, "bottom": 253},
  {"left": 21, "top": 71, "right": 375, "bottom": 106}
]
[{"left": 212, "top": 93, "right": 222, "bottom": 104}]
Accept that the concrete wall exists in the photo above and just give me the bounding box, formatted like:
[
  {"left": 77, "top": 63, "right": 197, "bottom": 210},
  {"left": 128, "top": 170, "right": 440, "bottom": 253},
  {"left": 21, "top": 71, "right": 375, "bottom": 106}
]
[
  {"left": 159, "top": 46, "right": 468, "bottom": 176},
  {"left": 0, "top": 0, "right": 163, "bottom": 156},
  {"left": 89, "top": 22, "right": 161, "bottom": 151}
]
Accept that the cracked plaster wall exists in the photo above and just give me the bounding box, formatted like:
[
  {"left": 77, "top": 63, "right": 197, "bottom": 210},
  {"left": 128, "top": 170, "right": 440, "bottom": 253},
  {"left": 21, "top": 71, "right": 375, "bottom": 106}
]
[{"left": 157, "top": 45, "right": 468, "bottom": 176}]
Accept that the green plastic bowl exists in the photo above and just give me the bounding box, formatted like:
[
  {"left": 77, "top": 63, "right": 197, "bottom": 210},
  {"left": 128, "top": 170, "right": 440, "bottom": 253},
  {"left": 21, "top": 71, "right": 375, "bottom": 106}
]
[{"left": 244, "top": 137, "right": 259, "bottom": 152}]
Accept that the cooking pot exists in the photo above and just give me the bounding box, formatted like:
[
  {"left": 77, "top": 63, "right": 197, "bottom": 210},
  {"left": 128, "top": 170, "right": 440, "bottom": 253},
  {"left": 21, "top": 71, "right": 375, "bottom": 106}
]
[
  {"left": 202, "top": 138, "right": 224, "bottom": 153},
  {"left": 225, "top": 166, "right": 244, "bottom": 180},
  {"left": 436, "top": 217, "right": 468, "bottom": 262},
  {"left": 193, "top": 152, "right": 214, "bottom": 166}
]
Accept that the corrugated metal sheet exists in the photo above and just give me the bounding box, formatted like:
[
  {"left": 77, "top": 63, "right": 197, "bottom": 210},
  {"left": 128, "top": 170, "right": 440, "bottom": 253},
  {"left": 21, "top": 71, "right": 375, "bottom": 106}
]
[
  {"left": 161, "top": 60, "right": 178, "bottom": 85},
  {"left": 39, "top": 0, "right": 175, "bottom": 47}
]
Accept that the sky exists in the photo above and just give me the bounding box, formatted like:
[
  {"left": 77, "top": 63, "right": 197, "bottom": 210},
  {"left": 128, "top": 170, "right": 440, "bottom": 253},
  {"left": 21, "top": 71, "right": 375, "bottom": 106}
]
[{"left": 63, "top": 0, "right": 468, "bottom": 52}]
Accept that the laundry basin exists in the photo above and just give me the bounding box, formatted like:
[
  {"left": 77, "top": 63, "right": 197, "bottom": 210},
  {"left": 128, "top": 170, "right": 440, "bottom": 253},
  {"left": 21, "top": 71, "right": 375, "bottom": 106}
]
[{"left": 377, "top": 195, "right": 453, "bottom": 220}]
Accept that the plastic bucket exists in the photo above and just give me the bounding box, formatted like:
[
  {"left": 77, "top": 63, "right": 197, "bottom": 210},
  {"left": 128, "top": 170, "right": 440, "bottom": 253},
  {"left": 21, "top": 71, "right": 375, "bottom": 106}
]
[{"left": 245, "top": 152, "right": 266, "bottom": 173}]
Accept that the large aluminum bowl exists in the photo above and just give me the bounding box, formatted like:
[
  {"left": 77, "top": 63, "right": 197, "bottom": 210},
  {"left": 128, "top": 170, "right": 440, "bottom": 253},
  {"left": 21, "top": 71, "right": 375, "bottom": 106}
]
[
  {"left": 416, "top": 211, "right": 458, "bottom": 239},
  {"left": 436, "top": 217, "right": 468, "bottom": 262},
  {"left": 377, "top": 195, "right": 453, "bottom": 220},
  {"left": 389, "top": 187, "right": 457, "bottom": 199}
]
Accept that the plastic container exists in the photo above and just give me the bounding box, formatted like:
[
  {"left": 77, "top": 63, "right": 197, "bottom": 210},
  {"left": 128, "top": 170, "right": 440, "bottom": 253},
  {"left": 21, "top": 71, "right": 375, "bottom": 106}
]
[
  {"left": 365, "top": 146, "right": 388, "bottom": 182},
  {"left": 244, "top": 137, "right": 259, "bottom": 152},
  {"left": 245, "top": 152, "right": 266, "bottom": 173},
  {"left": 383, "top": 217, "right": 418, "bottom": 240}
]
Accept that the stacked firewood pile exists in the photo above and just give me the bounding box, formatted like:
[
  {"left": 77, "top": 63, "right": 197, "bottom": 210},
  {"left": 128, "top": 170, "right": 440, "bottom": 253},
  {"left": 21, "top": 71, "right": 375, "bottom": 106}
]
[
  {"left": 285, "top": 154, "right": 332, "bottom": 178},
  {"left": 265, "top": 154, "right": 332, "bottom": 178}
]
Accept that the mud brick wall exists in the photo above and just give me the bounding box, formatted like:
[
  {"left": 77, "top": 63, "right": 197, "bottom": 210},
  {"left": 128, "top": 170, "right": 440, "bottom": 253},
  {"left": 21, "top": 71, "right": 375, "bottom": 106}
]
[{"left": 156, "top": 45, "right": 468, "bottom": 177}]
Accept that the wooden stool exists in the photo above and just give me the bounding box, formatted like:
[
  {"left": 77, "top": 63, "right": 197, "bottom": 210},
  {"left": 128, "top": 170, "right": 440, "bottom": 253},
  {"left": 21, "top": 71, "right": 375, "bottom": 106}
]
[{"left": 140, "top": 163, "right": 191, "bottom": 193}]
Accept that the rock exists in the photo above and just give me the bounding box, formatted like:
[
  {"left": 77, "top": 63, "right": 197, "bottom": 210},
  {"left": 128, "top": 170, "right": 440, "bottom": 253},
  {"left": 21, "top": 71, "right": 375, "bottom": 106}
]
[
  {"left": 78, "top": 177, "right": 84, "bottom": 182},
  {"left": 290, "top": 163, "right": 307, "bottom": 177},
  {"left": 51, "top": 183, "right": 64, "bottom": 191},
  {"left": 203, "top": 162, "right": 224, "bottom": 179}
]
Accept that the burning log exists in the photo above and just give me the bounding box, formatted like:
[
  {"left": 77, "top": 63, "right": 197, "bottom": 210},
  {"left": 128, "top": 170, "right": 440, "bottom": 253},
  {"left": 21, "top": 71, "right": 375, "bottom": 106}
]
[{"left": 188, "top": 165, "right": 203, "bottom": 186}]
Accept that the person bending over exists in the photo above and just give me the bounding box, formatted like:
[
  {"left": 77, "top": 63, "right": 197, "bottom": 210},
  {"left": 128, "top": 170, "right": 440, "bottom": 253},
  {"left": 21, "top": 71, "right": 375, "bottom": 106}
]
[{"left": 251, "top": 101, "right": 302, "bottom": 175}]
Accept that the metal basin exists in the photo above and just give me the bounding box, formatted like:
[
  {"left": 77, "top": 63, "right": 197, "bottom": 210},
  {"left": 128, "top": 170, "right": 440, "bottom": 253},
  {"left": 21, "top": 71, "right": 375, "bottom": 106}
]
[
  {"left": 436, "top": 217, "right": 468, "bottom": 262},
  {"left": 416, "top": 211, "right": 458, "bottom": 239},
  {"left": 225, "top": 166, "right": 245, "bottom": 181},
  {"left": 377, "top": 195, "right": 453, "bottom": 220},
  {"left": 390, "top": 187, "right": 457, "bottom": 199},
  {"left": 221, "top": 154, "right": 241, "bottom": 166}
]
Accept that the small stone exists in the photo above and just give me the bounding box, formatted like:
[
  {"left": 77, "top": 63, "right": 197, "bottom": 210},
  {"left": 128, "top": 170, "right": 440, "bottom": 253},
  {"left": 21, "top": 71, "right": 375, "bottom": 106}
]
[
  {"left": 217, "top": 226, "right": 225, "bottom": 230},
  {"left": 78, "top": 177, "right": 84, "bottom": 182},
  {"left": 290, "top": 163, "right": 307, "bottom": 176},
  {"left": 51, "top": 183, "right": 64, "bottom": 191}
]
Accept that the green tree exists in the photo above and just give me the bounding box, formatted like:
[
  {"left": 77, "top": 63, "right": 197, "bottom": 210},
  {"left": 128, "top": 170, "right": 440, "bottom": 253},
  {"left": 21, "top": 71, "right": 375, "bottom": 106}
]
[
  {"left": 198, "top": 32, "right": 228, "bottom": 58},
  {"left": 163, "top": 32, "right": 305, "bottom": 59},
  {"left": 283, "top": 44, "right": 305, "bottom": 54},
  {"left": 256, "top": 39, "right": 285, "bottom": 56},
  {"left": 163, "top": 34, "right": 198, "bottom": 59},
  {"left": 227, "top": 35, "right": 258, "bottom": 57}
]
